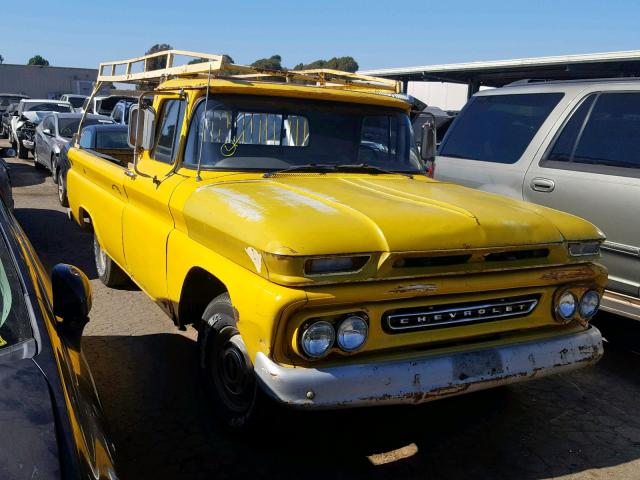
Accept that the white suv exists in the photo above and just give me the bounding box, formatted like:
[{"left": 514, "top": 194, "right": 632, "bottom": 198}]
[{"left": 435, "top": 78, "right": 640, "bottom": 321}]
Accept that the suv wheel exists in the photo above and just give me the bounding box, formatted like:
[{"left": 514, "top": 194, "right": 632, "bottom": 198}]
[
  {"left": 198, "top": 293, "right": 267, "bottom": 430},
  {"left": 93, "top": 235, "right": 129, "bottom": 287}
]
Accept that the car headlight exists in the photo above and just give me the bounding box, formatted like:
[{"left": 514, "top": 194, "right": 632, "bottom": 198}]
[
  {"left": 337, "top": 315, "right": 368, "bottom": 352},
  {"left": 556, "top": 291, "right": 578, "bottom": 322},
  {"left": 568, "top": 241, "right": 601, "bottom": 257},
  {"left": 579, "top": 290, "right": 600, "bottom": 319},
  {"left": 304, "top": 256, "right": 369, "bottom": 275},
  {"left": 300, "top": 321, "right": 335, "bottom": 358}
]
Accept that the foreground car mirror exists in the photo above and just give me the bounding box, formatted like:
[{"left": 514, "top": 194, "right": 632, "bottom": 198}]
[
  {"left": 52, "top": 264, "right": 92, "bottom": 342},
  {"left": 128, "top": 104, "right": 155, "bottom": 150},
  {"left": 0, "top": 148, "right": 16, "bottom": 158}
]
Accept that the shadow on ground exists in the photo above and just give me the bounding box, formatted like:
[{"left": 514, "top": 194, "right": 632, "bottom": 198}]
[
  {"left": 6, "top": 158, "right": 47, "bottom": 188},
  {"left": 83, "top": 330, "right": 640, "bottom": 480},
  {"left": 13, "top": 207, "right": 98, "bottom": 278}
]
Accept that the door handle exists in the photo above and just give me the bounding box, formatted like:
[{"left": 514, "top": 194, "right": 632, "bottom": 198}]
[{"left": 530, "top": 177, "right": 555, "bottom": 193}]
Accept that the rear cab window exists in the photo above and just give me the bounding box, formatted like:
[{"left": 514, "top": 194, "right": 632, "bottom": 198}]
[{"left": 439, "top": 93, "right": 564, "bottom": 164}]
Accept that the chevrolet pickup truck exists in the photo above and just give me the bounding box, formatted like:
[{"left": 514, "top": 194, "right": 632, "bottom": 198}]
[{"left": 66, "top": 51, "right": 606, "bottom": 428}]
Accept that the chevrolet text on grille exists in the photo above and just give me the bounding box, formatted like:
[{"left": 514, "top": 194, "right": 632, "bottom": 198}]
[{"left": 386, "top": 297, "right": 539, "bottom": 332}]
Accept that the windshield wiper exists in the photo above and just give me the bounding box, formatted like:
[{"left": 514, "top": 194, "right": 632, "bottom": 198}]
[
  {"left": 335, "top": 163, "right": 414, "bottom": 179},
  {"left": 263, "top": 164, "right": 340, "bottom": 178}
]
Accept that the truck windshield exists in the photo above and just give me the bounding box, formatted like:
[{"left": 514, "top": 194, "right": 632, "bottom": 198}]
[
  {"left": 0, "top": 235, "right": 32, "bottom": 351},
  {"left": 183, "top": 95, "right": 423, "bottom": 173},
  {"left": 439, "top": 93, "right": 564, "bottom": 164}
]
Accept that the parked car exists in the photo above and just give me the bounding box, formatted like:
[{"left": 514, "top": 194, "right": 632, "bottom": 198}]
[
  {"left": 435, "top": 78, "right": 640, "bottom": 321},
  {"left": 0, "top": 144, "right": 118, "bottom": 478},
  {"left": 10, "top": 99, "right": 73, "bottom": 159},
  {"left": 110, "top": 99, "right": 137, "bottom": 125},
  {"left": 67, "top": 50, "right": 606, "bottom": 429},
  {"left": 58, "top": 124, "right": 132, "bottom": 206},
  {"left": 0, "top": 102, "right": 19, "bottom": 138},
  {"left": 82, "top": 95, "right": 137, "bottom": 116},
  {"left": 60, "top": 94, "right": 89, "bottom": 112},
  {"left": 0, "top": 93, "right": 29, "bottom": 116},
  {"left": 34, "top": 112, "right": 113, "bottom": 181}
]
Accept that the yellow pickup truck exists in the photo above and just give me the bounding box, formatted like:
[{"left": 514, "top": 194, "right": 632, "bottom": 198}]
[{"left": 67, "top": 51, "right": 606, "bottom": 428}]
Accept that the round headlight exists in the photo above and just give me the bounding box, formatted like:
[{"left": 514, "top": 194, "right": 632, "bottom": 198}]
[
  {"left": 557, "top": 291, "right": 578, "bottom": 321},
  {"left": 579, "top": 290, "right": 600, "bottom": 319},
  {"left": 337, "top": 315, "right": 368, "bottom": 352},
  {"left": 301, "top": 321, "right": 335, "bottom": 359}
]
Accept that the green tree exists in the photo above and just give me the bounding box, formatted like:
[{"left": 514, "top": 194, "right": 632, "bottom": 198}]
[
  {"left": 188, "top": 54, "right": 234, "bottom": 65},
  {"left": 293, "top": 56, "right": 359, "bottom": 73},
  {"left": 0, "top": 54, "right": 4, "bottom": 64},
  {"left": 27, "top": 55, "right": 49, "bottom": 66},
  {"left": 251, "top": 55, "right": 283, "bottom": 71}
]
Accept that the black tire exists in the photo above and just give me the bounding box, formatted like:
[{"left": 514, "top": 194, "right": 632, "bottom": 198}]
[
  {"left": 17, "top": 141, "right": 28, "bottom": 159},
  {"left": 10, "top": 138, "right": 17, "bottom": 153},
  {"left": 51, "top": 156, "right": 59, "bottom": 183},
  {"left": 93, "top": 235, "right": 129, "bottom": 288},
  {"left": 58, "top": 172, "right": 69, "bottom": 207},
  {"left": 0, "top": 126, "right": 5, "bottom": 139},
  {"left": 198, "top": 293, "right": 266, "bottom": 430}
]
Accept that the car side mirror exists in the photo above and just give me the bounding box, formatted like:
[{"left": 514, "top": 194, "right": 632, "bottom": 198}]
[
  {"left": 43, "top": 128, "right": 52, "bottom": 136},
  {"left": 52, "top": 264, "right": 92, "bottom": 343},
  {"left": 128, "top": 104, "right": 155, "bottom": 150},
  {"left": 11, "top": 111, "right": 18, "bottom": 117},
  {"left": 419, "top": 116, "right": 437, "bottom": 162},
  {"left": 0, "top": 148, "right": 16, "bottom": 157}
]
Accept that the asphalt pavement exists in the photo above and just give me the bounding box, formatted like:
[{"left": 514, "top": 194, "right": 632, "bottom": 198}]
[{"left": 3, "top": 141, "right": 640, "bottom": 480}]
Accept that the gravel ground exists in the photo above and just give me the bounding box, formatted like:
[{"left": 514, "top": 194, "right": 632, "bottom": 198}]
[{"left": 3, "top": 141, "right": 640, "bottom": 480}]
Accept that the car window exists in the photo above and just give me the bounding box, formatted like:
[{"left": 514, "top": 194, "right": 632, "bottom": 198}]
[
  {"left": 153, "top": 99, "right": 186, "bottom": 164},
  {"left": 79, "top": 128, "right": 94, "bottom": 149},
  {"left": 543, "top": 92, "right": 640, "bottom": 175},
  {"left": 66, "top": 97, "right": 85, "bottom": 108},
  {"left": 59, "top": 118, "right": 111, "bottom": 139},
  {"left": 545, "top": 95, "right": 597, "bottom": 162},
  {"left": 0, "top": 235, "right": 33, "bottom": 350},
  {"left": 439, "top": 93, "right": 564, "bottom": 164},
  {"left": 23, "top": 102, "right": 72, "bottom": 113}
]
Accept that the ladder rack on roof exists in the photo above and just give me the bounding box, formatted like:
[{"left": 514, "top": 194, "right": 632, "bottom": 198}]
[{"left": 96, "top": 49, "right": 401, "bottom": 93}]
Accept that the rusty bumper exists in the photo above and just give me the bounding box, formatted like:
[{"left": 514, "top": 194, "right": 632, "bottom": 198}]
[{"left": 255, "top": 327, "right": 603, "bottom": 409}]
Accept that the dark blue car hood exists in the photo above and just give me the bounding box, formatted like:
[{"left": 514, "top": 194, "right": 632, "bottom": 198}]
[{"left": 0, "top": 358, "right": 61, "bottom": 479}]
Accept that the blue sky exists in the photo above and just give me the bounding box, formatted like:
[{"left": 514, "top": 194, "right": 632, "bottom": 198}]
[{"left": 2, "top": 0, "right": 640, "bottom": 70}]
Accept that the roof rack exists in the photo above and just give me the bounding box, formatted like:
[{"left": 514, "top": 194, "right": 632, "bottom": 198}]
[{"left": 96, "top": 49, "right": 400, "bottom": 93}]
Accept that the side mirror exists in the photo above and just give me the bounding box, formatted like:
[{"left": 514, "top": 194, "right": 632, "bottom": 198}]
[
  {"left": 12, "top": 111, "right": 18, "bottom": 117},
  {"left": 419, "top": 117, "right": 437, "bottom": 163},
  {"left": 0, "top": 148, "right": 16, "bottom": 158},
  {"left": 43, "top": 128, "right": 52, "bottom": 136},
  {"left": 128, "top": 104, "right": 155, "bottom": 150},
  {"left": 52, "top": 264, "right": 92, "bottom": 342}
]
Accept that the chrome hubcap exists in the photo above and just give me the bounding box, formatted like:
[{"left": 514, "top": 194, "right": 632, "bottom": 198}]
[{"left": 94, "top": 238, "right": 107, "bottom": 276}]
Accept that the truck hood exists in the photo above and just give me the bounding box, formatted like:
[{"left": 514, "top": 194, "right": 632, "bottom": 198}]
[{"left": 183, "top": 176, "right": 602, "bottom": 272}]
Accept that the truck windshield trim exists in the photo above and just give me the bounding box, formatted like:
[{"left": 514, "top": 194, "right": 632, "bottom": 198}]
[{"left": 181, "top": 95, "right": 424, "bottom": 174}]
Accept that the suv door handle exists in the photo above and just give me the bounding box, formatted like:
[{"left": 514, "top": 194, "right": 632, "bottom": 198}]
[{"left": 530, "top": 177, "right": 555, "bottom": 192}]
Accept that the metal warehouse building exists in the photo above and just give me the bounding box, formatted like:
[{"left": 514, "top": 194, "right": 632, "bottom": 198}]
[{"left": 0, "top": 64, "right": 98, "bottom": 99}]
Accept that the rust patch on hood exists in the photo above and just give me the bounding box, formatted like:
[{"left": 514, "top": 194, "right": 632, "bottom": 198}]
[
  {"left": 540, "top": 267, "right": 594, "bottom": 281},
  {"left": 387, "top": 284, "right": 437, "bottom": 295}
]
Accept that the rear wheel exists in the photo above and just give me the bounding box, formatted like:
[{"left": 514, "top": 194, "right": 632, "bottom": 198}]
[
  {"left": 93, "top": 235, "right": 129, "bottom": 288},
  {"left": 51, "top": 156, "right": 59, "bottom": 183},
  {"left": 198, "top": 293, "right": 266, "bottom": 430},
  {"left": 58, "top": 172, "right": 68, "bottom": 207}
]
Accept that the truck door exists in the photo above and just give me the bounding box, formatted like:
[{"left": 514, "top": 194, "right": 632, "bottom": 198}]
[
  {"left": 67, "top": 129, "right": 128, "bottom": 268},
  {"left": 524, "top": 91, "right": 640, "bottom": 299},
  {"left": 122, "top": 98, "right": 187, "bottom": 300}
]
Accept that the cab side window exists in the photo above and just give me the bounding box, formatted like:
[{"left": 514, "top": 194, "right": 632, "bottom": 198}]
[
  {"left": 544, "top": 92, "right": 640, "bottom": 176},
  {"left": 153, "top": 99, "right": 186, "bottom": 164}
]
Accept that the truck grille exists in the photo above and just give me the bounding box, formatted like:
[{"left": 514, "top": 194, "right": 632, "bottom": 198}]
[{"left": 383, "top": 295, "right": 539, "bottom": 333}]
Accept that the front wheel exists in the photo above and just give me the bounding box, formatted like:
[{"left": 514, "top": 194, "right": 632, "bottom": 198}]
[
  {"left": 93, "top": 235, "right": 129, "bottom": 288},
  {"left": 17, "top": 141, "right": 29, "bottom": 159},
  {"left": 51, "top": 156, "right": 59, "bottom": 183},
  {"left": 198, "top": 293, "right": 265, "bottom": 430}
]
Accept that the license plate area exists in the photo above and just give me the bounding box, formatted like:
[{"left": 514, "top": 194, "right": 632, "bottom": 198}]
[{"left": 383, "top": 295, "right": 540, "bottom": 333}]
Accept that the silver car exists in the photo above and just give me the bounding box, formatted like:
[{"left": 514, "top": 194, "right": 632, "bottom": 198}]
[
  {"left": 434, "top": 78, "right": 640, "bottom": 321},
  {"left": 34, "top": 112, "right": 112, "bottom": 182}
]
